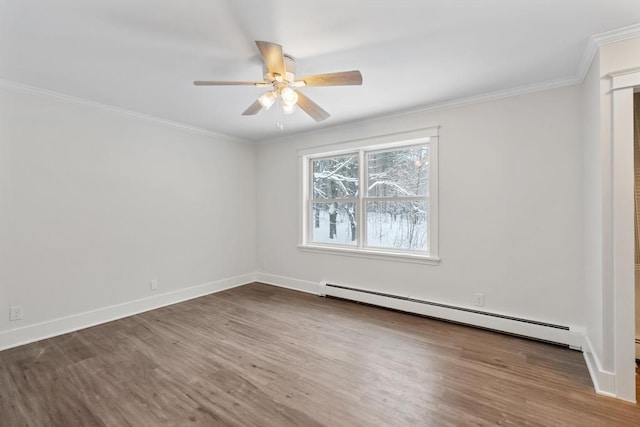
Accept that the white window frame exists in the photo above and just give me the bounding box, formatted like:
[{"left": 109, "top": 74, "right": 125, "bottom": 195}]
[{"left": 298, "top": 127, "right": 440, "bottom": 265}]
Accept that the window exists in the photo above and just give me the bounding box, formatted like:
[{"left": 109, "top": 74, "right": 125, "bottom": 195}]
[{"left": 300, "top": 128, "right": 439, "bottom": 263}]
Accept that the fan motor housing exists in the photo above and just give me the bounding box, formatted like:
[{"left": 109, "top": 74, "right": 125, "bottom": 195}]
[{"left": 263, "top": 54, "right": 296, "bottom": 82}]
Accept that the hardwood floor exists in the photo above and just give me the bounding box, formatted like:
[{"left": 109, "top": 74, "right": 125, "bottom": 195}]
[{"left": 1, "top": 283, "right": 639, "bottom": 426}]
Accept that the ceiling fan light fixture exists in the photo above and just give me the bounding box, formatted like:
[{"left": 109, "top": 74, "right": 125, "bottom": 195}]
[
  {"left": 258, "top": 91, "right": 277, "bottom": 110},
  {"left": 280, "top": 87, "right": 299, "bottom": 107},
  {"left": 194, "top": 41, "right": 362, "bottom": 122}
]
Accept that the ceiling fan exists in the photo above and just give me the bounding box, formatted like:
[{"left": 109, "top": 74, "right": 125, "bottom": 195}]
[{"left": 194, "top": 41, "right": 363, "bottom": 122}]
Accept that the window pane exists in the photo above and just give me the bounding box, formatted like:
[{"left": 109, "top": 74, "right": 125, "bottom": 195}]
[
  {"left": 366, "top": 201, "right": 427, "bottom": 251},
  {"left": 310, "top": 202, "right": 357, "bottom": 246},
  {"left": 312, "top": 155, "right": 359, "bottom": 199},
  {"left": 367, "top": 146, "right": 429, "bottom": 197}
]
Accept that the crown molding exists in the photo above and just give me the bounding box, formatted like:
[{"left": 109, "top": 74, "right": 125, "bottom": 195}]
[
  {"left": 4, "top": 24, "right": 639, "bottom": 146},
  {"left": 592, "top": 22, "right": 640, "bottom": 46},
  {"left": 261, "top": 75, "right": 580, "bottom": 145},
  {"left": 394, "top": 75, "right": 581, "bottom": 116},
  {"left": 576, "top": 23, "right": 640, "bottom": 83},
  {"left": 262, "top": 24, "right": 640, "bottom": 145},
  {"left": 0, "top": 78, "right": 251, "bottom": 145},
  {"left": 294, "top": 22, "right": 640, "bottom": 145}
]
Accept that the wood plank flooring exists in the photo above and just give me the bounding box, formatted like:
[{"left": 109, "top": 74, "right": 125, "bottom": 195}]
[{"left": 1, "top": 283, "right": 639, "bottom": 426}]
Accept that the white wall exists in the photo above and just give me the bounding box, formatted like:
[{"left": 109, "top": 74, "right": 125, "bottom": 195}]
[
  {"left": 0, "top": 85, "right": 257, "bottom": 345},
  {"left": 256, "top": 85, "right": 585, "bottom": 329}
]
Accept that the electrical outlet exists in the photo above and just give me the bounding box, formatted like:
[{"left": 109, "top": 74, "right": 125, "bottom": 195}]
[
  {"left": 474, "top": 293, "right": 485, "bottom": 307},
  {"left": 9, "top": 305, "right": 23, "bottom": 321},
  {"left": 150, "top": 279, "right": 158, "bottom": 290}
]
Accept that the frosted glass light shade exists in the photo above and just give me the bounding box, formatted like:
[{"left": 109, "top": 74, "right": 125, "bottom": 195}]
[
  {"left": 258, "top": 91, "right": 277, "bottom": 110},
  {"left": 280, "top": 87, "right": 299, "bottom": 107}
]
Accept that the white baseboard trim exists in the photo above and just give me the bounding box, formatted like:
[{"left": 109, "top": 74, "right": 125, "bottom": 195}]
[
  {"left": 0, "top": 273, "right": 256, "bottom": 351},
  {"left": 254, "top": 272, "right": 320, "bottom": 295},
  {"left": 3, "top": 271, "right": 617, "bottom": 402},
  {"left": 320, "top": 281, "right": 583, "bottom": 348},
  {"left": 582, "top": 335, "right": 617, "bottom": 398},
  {"left": 254, "top": 274, "right": 584, "bottom": 348}
]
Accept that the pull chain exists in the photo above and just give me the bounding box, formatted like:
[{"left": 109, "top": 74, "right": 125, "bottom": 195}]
[{"left": 276, "top": 97, "right": 284, "bottom": 131}]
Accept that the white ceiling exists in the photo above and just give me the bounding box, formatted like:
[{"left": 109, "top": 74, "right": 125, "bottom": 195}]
[{"left": 2, "top": 0, "right": 639, "bottom": 142}]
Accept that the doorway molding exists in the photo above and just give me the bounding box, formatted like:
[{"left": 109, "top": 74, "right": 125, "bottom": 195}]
[{"left": 610, "top": 66, "right": 640, "bottom": 402}]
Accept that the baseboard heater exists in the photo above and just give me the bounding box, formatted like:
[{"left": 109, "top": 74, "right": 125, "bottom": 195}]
[{"left": 320, "top": 282, "right": 582, "bottom": 349}]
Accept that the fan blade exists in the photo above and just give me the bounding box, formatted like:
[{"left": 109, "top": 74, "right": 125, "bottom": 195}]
[
  {"left": 194, "top": 81, "right": 266, "bottom": 86},
  {"left": 296, "top": 91, "right": 330, "bottom": 122},
  {"left": 255, "top": 41, "right": 286, "bottom": 77},
  {"left": 242, "top": 100, "right": 263, "bottom": 116},
  {"left": 296, "top": 70, "right": 362, "bottom": 87}
]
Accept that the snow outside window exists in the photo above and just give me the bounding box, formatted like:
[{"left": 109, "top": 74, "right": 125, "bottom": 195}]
[{"left": 301, "top": 131, "right": 439, "bottom": 263}]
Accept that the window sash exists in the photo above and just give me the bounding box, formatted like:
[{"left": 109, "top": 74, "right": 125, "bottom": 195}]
[
  {"left": 362, "top": 198, "right": 429, "bottom": 252},
  {"left": 307, "top": 200, "right": 358, "bottom": 246},
  {"left": 307, "top": 145, "right": 430, "bottom": 253},
  {"left": 364, "top": 143, "right": 430, "bottom": 198}
]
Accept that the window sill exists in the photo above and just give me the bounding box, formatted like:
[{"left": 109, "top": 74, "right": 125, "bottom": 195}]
[{"left": 297, "top": 244, "right": 441, "bottom": 265}]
